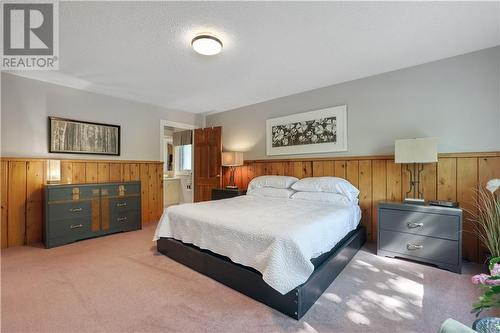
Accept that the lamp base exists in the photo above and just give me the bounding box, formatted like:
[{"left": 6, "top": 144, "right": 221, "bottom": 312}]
[
  {"left": 225, "top": 185, "right": 238, "bottom": 190},
  {"left": 403, "top": 197, "right": 426, "bottom": 205}
]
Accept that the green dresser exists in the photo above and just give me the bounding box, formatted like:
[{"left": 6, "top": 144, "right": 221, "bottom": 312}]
[{"left": 44, "top": 181, "right": 141, "bottom": 248}]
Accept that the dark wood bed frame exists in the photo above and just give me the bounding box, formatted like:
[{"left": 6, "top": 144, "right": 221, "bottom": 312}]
[{"left": 157, "top": 225, "right": 366, "bottom": 320}]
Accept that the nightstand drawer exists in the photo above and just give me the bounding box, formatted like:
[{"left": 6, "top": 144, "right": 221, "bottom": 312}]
[
  {"left": 379, "top": 230, "right": 459, "bottom": 265},
  {"left": 379, "top": 208, "right": 460, "bottom": 240}
]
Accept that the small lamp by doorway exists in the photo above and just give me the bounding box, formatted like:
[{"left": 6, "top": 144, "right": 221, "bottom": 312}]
[
  {"left": 222, "top": 152, "right": 244, "bottom": 189},
  {"left": 395, "top": 138, "right": 438, "bottom": 204}
]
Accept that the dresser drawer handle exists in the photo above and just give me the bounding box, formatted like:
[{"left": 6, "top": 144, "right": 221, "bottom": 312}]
[
  {"left": 70, "top": 224, "right": 83, "bottom": 229},
  {"left": 116, "top": 202, "right": 127, "bottom": 207},
  {"left": 117, "top": 217, "right": 128, "bottom": 222},
  {"left": 69, "top": 208, "right": 83, "bottom": 212},
  {"left": 407, "top": 222, "right": 423, "bottom": 229},
  {"left": 407, "top": 243, "right": 423, "bottom": 250}
]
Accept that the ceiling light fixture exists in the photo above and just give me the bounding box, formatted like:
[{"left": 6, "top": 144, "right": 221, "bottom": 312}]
[{"left": 191, "top": 34, "right": 223, "bottom": 56}]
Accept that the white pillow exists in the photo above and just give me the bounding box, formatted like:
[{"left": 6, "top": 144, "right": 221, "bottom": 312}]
[
  {"left": 247, "top": 175, "right": 298, "bottom": 190},
  {"left": 247, "top": 187, "right": 296, "bottom": 198},
  {"left": 291, "top": 177, "right": 360, "bottom": 201},
  {"left": 291, "top": 192, "right": 357, "bottom": 206}
]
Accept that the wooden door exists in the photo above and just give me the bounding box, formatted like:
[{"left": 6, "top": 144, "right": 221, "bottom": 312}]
[{"left": 194, "top": 127, "right": 222, "bottom": 202}]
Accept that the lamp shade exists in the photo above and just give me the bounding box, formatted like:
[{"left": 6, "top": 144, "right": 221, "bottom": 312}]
[
  {"left": 46, "top": 160, "right": 61, "bottom": 183},
  {"left": 395, "top": 138, "right": 438, "bottom": 164},
  {"left": 222, "top": 152, "right": 244, "bottom": 167}
]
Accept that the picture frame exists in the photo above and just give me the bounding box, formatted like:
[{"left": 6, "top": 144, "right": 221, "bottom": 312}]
[
  {"left": 266, "top": 105, "right": 347, "bottom": 156},
  {"left": 48, "top": 117, "right": 121, "bottom": 155}
]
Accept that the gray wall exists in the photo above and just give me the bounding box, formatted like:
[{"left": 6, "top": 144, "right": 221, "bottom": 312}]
[
  {"left": 207, "top": 46, "right": 500, "bottom": 160},
  {"left": 1, "top": 73, "right": 204, "bottom": 160}
]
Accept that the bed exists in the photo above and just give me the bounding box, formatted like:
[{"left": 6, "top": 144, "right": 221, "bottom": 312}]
[{"left": 154, "top": 193, "right": 366, "bottom": 319}]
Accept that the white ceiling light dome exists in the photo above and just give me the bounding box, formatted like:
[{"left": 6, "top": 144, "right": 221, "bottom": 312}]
[{"left": 191, "top": 34, "right": 223, "bottom": 56}]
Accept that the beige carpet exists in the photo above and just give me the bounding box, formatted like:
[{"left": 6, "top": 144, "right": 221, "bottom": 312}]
[{"left": 1, "top": 225, "right": 491, "bottom": 333}]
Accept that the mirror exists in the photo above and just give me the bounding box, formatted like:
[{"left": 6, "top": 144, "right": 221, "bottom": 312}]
[{"left": 166, "top": 142, "right": 174, "bottom": 171}]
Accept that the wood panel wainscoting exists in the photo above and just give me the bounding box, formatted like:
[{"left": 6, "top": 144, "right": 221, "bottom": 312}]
[
  {"left": 222, "top": 152, "right": 500, "bottom": 263},
  {"left": 0, "top": 158, "right": 164, "bottom": 249}
]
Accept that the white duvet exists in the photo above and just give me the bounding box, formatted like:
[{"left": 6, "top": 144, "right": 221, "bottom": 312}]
[{"left": 153, "top": 195, "right": 361, "bottom": 294}]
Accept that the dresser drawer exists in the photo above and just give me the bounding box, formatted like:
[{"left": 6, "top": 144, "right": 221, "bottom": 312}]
[
  {"left": 101, "top": 183, "right": 141, "bottom": 197},
  {"left": 379, "top": 208, "right": 460, "bottom": 240},
  {"left": 379, "top": 230, "right": 459, "bottom": 265},
  {"left": 109, "top": 210, "right": 140, "bottom": 231},
  {"left": 109, "top": 197, "right": 140, "bottom": 213},
  {"left": 47, "top": 216, "right": 92, "bottom": 239},
  {"left": 47, "top": 186, "right": 98, "bottom": 202},
  {"left": 48, "top": 201, "right": 92, "bottom": 221}
]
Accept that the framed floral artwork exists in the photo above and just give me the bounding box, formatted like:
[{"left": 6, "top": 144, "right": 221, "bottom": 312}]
[{"left": 266, "top": 105, "right": 347, "bottom": 156}]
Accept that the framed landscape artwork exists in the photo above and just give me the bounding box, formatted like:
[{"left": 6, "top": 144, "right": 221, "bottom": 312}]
[
  {"left": 49, "top": 117, "right": 121, "bottom": 155},
  {"left": 266, "top": 105, "right": 347, "bottom": 156}
]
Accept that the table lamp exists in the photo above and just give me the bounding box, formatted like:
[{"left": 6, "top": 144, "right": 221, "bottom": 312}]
[
  {"left": 46, "top": 160, "right": 61, "bottom": 184},
  {"left": 395, "top": 138, "right": 438, "bottom": 203},
  {"left": 222, "top": 151, "right": 244, "bottom": 189}
]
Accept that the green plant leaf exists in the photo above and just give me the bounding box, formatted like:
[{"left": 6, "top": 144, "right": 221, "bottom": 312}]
[
  {"left": 490, "top": 257, "right": 500, "bottom": 265},
  {"left": 489, "top": 257, "right": 500, "bottom": 270}
]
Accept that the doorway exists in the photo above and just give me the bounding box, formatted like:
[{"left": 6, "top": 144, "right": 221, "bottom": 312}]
[{"left": 160, "top": 120, "right": 197, "bottom": 207}]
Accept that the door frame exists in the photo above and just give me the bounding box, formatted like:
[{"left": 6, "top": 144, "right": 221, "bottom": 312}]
[{"left": 159, "top": 120, "right": 198, "bottom": 203}]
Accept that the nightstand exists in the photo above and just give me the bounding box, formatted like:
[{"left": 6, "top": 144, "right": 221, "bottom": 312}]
[
  {"left": 377, "top": 202, "right": 462, "bottom": 273},
  {"left": 211, "top": 188, "right": 247, "bottom": 200}
]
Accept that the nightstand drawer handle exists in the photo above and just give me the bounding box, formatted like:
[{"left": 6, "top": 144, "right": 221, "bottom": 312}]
[
  {"left": 116, "top": 202, "right": 127, "bottom": 207},
  {"left": 69, "top": 208, "right": 83, "bottom": 212},
  {"left": 117, "top": 217, "right": 128, "bottom": 222},
  {"left": 407, "top": 222, "right": 423, "bottom": 229},
  {"left": 70, "top": 224, "right": 83, "bottom": 229},
  {"left": 407, "top": 243, "right": 423, "bottom": 250}
]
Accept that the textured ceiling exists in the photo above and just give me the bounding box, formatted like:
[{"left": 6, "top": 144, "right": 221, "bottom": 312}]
[{"left": 11, "top": 1, "right": 500, "bottom": 114}]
